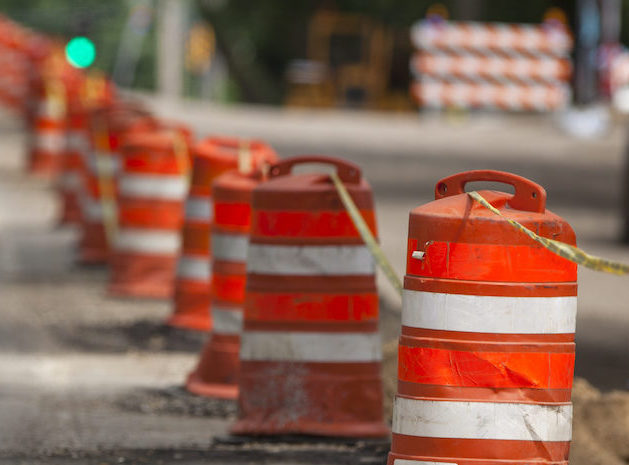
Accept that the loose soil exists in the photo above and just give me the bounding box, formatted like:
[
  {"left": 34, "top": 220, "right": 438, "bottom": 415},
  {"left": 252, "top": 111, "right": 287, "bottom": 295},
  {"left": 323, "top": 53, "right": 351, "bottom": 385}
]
[
  {"left": 52, "top": 321, "right": 207, "bottom": 353},
  {"left": 117, "top": 386, "right": 237, "bottom": 419}
]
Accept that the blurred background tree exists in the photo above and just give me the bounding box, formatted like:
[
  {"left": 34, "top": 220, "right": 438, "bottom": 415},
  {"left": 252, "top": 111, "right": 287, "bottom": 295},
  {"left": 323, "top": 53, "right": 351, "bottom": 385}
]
[
  {"left": 197, "top": 0, "right": 574, "bottom": 105},
  {"left": 0, "top": 0, "right": 156, "bottom": 90},
  {"left": 4, "top": 0, "right": 629, "bottom": 104}
]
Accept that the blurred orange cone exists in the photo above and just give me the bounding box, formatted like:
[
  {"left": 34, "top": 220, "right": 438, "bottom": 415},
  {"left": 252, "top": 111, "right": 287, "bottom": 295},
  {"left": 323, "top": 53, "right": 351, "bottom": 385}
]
[
  {"left": 77, "top": 103, "right": 154, "bottom": 264},
  {"left": 0, "top": 19, "right": 30, "bottom": 113},
  {"left": 28, "top": 77, "right": 67, "bottom": 177},
  {"left": 168, "top": 137, "right": 277, "bottom": 331},
  {"left": 186, "top": 168, "right": 274, "bottom": 398},
  {"left": 108, "top": 126, "right": 192, "bottom": 298},
  {"left": 57, "top": 73, "right": 89, "bottom": 224}
]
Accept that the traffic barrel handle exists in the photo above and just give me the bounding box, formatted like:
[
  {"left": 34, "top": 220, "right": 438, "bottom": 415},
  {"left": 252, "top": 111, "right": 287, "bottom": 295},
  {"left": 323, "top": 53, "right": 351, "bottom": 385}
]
[
  {"left": 435, "top": 169, "right": 547, "bottom": 213},
  {"left": 269, "top": 155, "right": 361, "bottom": 184}
]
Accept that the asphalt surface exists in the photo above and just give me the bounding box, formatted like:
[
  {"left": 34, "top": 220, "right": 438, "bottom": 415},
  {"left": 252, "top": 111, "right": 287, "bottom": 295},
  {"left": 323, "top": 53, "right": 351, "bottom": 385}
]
[{"left": 2, "top": 102, "right": 629, "bottom": 463}]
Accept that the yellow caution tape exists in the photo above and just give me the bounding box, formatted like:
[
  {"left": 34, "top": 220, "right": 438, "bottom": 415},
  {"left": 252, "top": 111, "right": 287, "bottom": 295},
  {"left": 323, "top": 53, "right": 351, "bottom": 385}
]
[
  {"left": 238, "top": 140, "right": 253, "bottom": 174},
  {"left": 45, "top": 78, "right": 66, "bottom": 120},
  {"left": 330, "top": 172, "right": 403, "bottom": 296},
  {"left": 93, "top": 115, "right": 118, "bottom": 245},
  {"left": 82, "top": 71, "right": 107, "bottom": 107},
  {"left": 469, "top": 191, "right": 629, "bottom": 275},
  {"left": 171, "top": 129, "right": 191, "bottom": 187}
]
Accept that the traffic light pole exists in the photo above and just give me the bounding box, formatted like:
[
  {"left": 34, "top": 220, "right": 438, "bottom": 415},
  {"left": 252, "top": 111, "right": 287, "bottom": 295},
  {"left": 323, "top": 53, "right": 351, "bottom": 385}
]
[
  {"left": 112, "top": 0, "right": 153, "bottom": 88},
  {"left": 573, "top": 0, "right": 600, "bottom": 105},
  {"left": 157, "top": 0, "right": 189, "bottom": 98}
]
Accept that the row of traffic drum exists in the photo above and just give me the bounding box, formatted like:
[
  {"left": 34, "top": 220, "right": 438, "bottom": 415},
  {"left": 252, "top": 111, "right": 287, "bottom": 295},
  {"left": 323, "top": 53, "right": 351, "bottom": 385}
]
[
  {"left": 41, "top": 114, "right": 580, "bottom": 464},
  {"left": 3, "top": 17, "right": 579, "bottom": 465}
]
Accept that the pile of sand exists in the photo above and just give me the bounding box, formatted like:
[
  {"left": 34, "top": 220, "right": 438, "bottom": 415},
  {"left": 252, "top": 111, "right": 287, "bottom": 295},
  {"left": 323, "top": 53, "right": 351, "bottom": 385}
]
[{"left": 382, "top": 341, "right": 629, "bottom": 464}]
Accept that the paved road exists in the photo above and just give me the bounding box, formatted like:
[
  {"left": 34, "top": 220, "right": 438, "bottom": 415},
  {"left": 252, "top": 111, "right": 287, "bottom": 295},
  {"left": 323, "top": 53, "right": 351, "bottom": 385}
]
[{"left": 139, "top": 94, "right": 627, "bottom": 210}]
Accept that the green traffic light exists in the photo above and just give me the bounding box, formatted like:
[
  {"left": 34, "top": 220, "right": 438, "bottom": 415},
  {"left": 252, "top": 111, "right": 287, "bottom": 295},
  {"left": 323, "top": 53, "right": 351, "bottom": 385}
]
[{"left": 65, "top": 36, "right": 96, "bottom": 68}]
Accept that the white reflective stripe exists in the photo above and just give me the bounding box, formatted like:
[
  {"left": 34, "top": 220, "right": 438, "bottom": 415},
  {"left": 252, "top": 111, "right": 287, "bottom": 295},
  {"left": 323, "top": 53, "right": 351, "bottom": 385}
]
[
  {"left": 80, "top": 196, "right": 103, "bottom": 221},
  {"left": 59, "top": 172, "right": 81, "bottom": 190},
  {"left": 247, "top": 244, "right": 374, "bottom": 276},
  {"left": 35, "top": 131, "right": 65, "bottom": 153},
  {"left": 185, "top": 196, "right": 212, "bottom": 221},
  {"left": 394, "top": 461, "right": 457, "bottom": 465},
  {"left": 119, "top": 174, "right": 187, "bottom": 200},
  {"left": 176, "top": 255, "right": 210, "bottom": 280},
  {"left": 402, "top": 290, "right": 577, "bottom": 334},
  {"left": 212, "top": 306, "right": 243, "bottom": 334},
  {"left": 240, "top": 331, "right": 382, "bottom": 362},
  {"left": 115, "top": 229, "right": 180, "bottom": 254},
  {"left": 392, "top": 397, "right": 572, "bottom": 442},
  {"left": 36, "top": 102, "right": 62, "bottom": 119},
  {"left": 67, "top": 131, "right": 90, "bottom": 153},
  {"left": 88, "top": 151, "right": 119, "bottom": 176},
  {"left": 212, "top": 233, "right": 248, "bottom": 262}
]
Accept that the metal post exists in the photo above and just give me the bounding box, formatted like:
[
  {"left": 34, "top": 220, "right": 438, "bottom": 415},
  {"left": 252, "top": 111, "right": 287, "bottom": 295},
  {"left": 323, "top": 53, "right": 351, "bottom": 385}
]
[
  {"left": 600, "top": 0, "right": 621, "bottom": 44},
  {"left": 573, "top": 0, "right": 600, "bottom": 105},
  {"left": 112, "top": 0, "right": 154, "bottom": 88},
  {"left": 157, "top": 0, "right": 189, "bottom": 98}
]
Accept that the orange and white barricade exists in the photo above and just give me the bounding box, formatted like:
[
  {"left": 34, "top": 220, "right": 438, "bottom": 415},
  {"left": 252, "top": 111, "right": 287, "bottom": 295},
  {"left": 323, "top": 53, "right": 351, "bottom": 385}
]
[
  {"left": 77, "top": 103, "right": 154, "bottom": 264},
  {"left": 410, "top": 19, "right": 573, "bottom": 111},
  {"left": 28, "top": 77, "right": 67, "bottom": 177},
  {"left": 186, "top": 168, "right": 275, "bottom": 398},
  {"left": 0, "top": 19, "right": 30, "bottom": 112},
  {"left": 167, "top": 137, "right": 277, "bottom": 331},
  {"left": 108, "top": 126, "right": 192, "bottom": 298},
  {"left": 58, "top": 73, "right": 115, "bottom": 225},
  {"left": 231, "top": 156, "right": 388, "bottom": 438},
  {"left": 387, "top": 170, "right": 577, "bottom": 465},
  {"left": 57, "top": 75, "right": 89, "bottom": 224}
]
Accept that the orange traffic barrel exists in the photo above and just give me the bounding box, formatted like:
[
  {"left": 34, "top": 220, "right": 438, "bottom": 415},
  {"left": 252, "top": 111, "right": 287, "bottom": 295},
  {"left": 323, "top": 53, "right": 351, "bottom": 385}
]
[
  {"left": 0, "top": 18, "right": 36, "bottom": 112},
  {"left": 77, "top": 103, "right": 155, "bottom": 264},
  {"left": 108, "top": 126, "right": 192, "bottom": 298},
  {"left": 26, "top": 43, "right": 78, "bottom": 177},
  {"left": 167, "top": 137, "right": 277, "bottom": 331},
  {"left": 57, "top": 72, "right": 115, "bottom": 225},
  {"left": 186, "top": 169, "right": 269, "bottom": 399},
  {"left": 27, "top": 78, "right": 67, "bottom": 177},
  {"left": 57, "top": 82, "right": 89, "bottom": 224},
  {"left": 0, "top": 22, "right": 29, "bottom": 112},
  {"left": 231, "top": 155, "right": 388, "bottom": 438},
  {"left": 387, "top": 170, "right": 577, "bottom": 465}
]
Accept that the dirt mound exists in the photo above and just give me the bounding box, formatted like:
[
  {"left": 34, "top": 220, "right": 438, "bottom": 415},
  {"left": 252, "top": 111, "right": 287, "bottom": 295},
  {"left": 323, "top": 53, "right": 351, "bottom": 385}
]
[
  {"left": 116, "top": 386, "right": 238, "bottom": 419},
  {"left": 571, "top": 378, "right": 629, "bottom": 465},
  {"left": 53, "top": 320, "right": 207, "bottom": 353}
]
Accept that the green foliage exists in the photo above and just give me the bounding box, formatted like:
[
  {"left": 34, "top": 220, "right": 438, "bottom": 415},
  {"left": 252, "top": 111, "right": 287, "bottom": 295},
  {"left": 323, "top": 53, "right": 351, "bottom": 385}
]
[{"left": 0, "top": 0, "right": 155, "bottom": 89}]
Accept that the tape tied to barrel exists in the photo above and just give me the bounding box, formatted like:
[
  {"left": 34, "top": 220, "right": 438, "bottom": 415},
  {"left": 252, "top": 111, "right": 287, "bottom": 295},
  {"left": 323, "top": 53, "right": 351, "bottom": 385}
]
[{"left": 469, "top": 190, "right": 629, "bottom": 275}]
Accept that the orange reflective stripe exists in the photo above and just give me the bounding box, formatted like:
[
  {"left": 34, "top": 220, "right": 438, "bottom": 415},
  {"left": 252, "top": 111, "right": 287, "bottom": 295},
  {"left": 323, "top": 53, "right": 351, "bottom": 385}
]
[
  {"left": 396, "top": 382, "right": 572, "bottom": 403},
  {"left": 118, "top": 199, "right": 183, "bottom": 229},
  {"left": 181, "top": 223, "right": 210, "bottom": 254},
  {"left": 215, "top": 202, "right": 251, "bottom": 228},
  {"left": 213, "top": 274, "right": 246, "bottom": 303},
  {"left": 252, "top": 210, "right": 376, "bottom": 241},
  {"left": 407, "top": 239, "right": 577, "bottom": 282},
  {"left": 390, "top": 434, "right": 570, "bottom": 463},
  {"left": 245, "top": 292, "right": 378, "bottom": 323},
  {"left": 124, "top": 155, "right": 182, "bottom": 175},
  {"left": 398, "top": 345, "right": 574, "bottom": 390}
]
